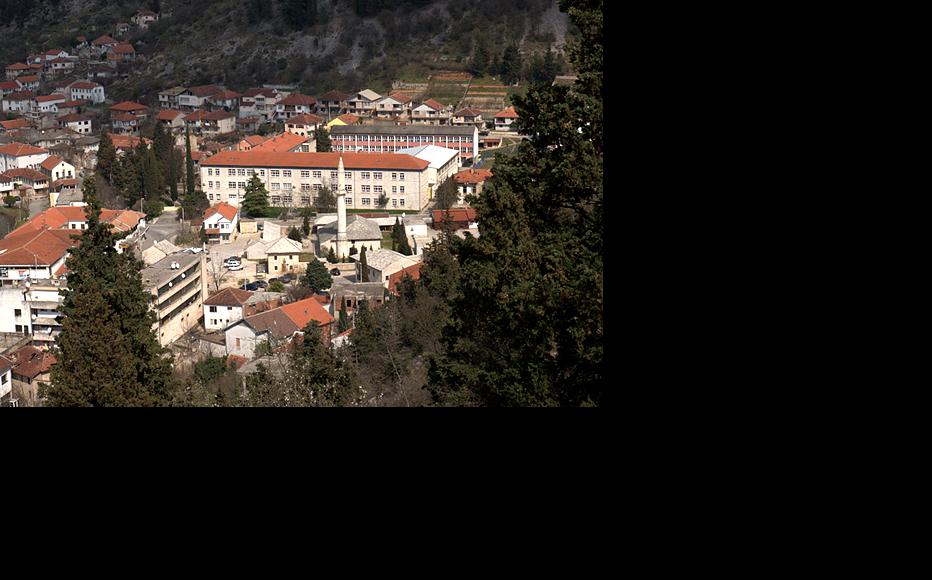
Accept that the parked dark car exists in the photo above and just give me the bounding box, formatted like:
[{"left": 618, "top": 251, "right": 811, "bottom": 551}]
[
  {"left": 245, "top": 280, "right": 268, "bottom": 291},
  {"left": 280, "top": 273, "right": 297, "bottom": 283},
  {"left": 329, "top": 268, "right": 341, "bottom": 276}
]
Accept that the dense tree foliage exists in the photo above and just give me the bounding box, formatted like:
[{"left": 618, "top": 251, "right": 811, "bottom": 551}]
[
  {"left": 314, "top": 186, "right": 336, "bottom": 212},
  {"left": 301, "top": 258, "right": 332, "bottom": 292},
  {"left": 185, "top": 128, "right": 196, "bottom": 197},
  {"left": 314, "top": 126, "right": 332, "bottom": 151},
  {"left": 241, "top": 175, "right": 270, "bottom": 217},
  {"left": 359, "top": 245, "right": 369, "bottom": 281},
  {"left": 44, "top": 176, "right": 173, "bottom": 406},
  {"left": 433, "top": 176, "right": 458, "bottom": 211},
  {"left": 425, "top": 0, "right": 603, "bottom": 406}
]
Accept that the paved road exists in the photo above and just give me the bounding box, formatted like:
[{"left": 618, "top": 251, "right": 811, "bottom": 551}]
[{"left": 142, "top": 208, "right": 184, "bottom": 248}]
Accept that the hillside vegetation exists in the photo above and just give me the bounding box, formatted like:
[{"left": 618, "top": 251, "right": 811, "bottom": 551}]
[{"left": 0, "top": 0, "right": 571, "bottom": 101}]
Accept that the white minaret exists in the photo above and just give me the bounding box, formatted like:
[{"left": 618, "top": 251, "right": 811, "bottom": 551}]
[{"left": 335, "top": 156, "right": 348, "bottom": 258}]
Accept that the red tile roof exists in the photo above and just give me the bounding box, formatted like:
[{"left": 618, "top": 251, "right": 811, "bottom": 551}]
[
  {"left": 5, "top": 63, "right": 29, "bottom": 71},
  {"left": 387, "top": 262, "right": 423, "bottom": 295},
  {"left": 0, "top": 81, "right": 21, "bottom": 90},
  {"left": 35, "top": 94, "right": 66, "bottom": 103},
  {"left": 188, "top": 85, "right": 223, "bottom": 98},
  {"left": 184, "top": 110, "right": 235, "bottom": 122},
  {"left": 281, "top": 297, "right": 334, "bottom": 328},
  {"left": 10, "top": 346, "right": 56, "bottom": 379},
  {"left": 0, "top": 119, "right": 29, "bottom": 130},
  {"left": 250, "top": 132, "right": 308, "bottom": 152},
  {"left": 204, "top": 287, "right": 253, "bottom": 307},
  {"left": 240, "top": 135, "right": 267, "bottom": 147},
  {"left": 209, "top": 90, "right": 241, "bottom": 100},
  {"left": 203, "top": 151, "right": 430, "bottom": 171},
  {"left": 242, "top": 88, "right": 279, "bottom": 98},
  {"left": 204, "top": 202, "right": 238, "bottom": 222},
  {"left": 51, "top": 178, "right": 80, "bottom": 189},
  {"left": 432, "top": 208, "right": 477, "bottom": 225},
  {"left": 422, "top": 98, "right": 445, "bottom": 111},
  {"left": 335, "top": 113, "right": 359, "bottom": 124},
  {"left": 108, "top": 134, "right": 149, "bottom": 150},
  {"left": 319, "top": 90, "right": 349, "bottom": 101},
  {"left": 110, "top": 101, "right": 147, "bottom": 112},
  {"left": 0, "top": 142, "right": 48, "bottom": 156},
  {"left": 454, "top": 107, "right": 482, "bottom": 117},
  {"left": 278, "top": 93, "right": 317, "bottom": 106},
  {"left": 112, "top": 43, "right": 135, "bottom": 54},
  {"left": 40, "top": 156, "right": 65, "bottom": 171},
  {"left": 57, "top": 100, "right": 86, "bottom": 108},
  {"left": 495, "top": 106, "right": 518, "bottom": 119},
  {"left": 388, "top": 91, "right": 415, "bottom": 104},
  {"left": 286, "top": 113, "right": 323, "bottom": 125},
  {"left": 2, "top": 168, "right": 48, "bottom": 181},
  {"left": 0, "top": 227, "right": 77, "bottom": 266},
  {"left": 68, "top": 81, "right": 99, "bottom": 90},
  {"left": 16, "top": 75, "right": 40, "bottom": 83},
  {"left": 111, "top": 112, "right": 141, "bottom": 122},
  {"left": 157, "top": 109, "right": 184, "bottom": 121},
  {"left": 453, "top": 168, "right": 493, "bottom": 185},
  {"left": 4, "top": 90, "right": 35, "bottom": 101}
]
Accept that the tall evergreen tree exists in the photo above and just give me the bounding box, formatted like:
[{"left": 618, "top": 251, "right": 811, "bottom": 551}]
[
  {"left": 471, "top": 37, "right": 490, "bottom": 76},
  {"left": 397, "top": 229, "right": 413, "bottom": 255},
  {"left": 359, "top": 245, "right": 369, "bottom": 282},
  {"left": 338, "top": 302, "right": 350, "bottom": 333},
  {"left": 302, "top": 211, "right": 311, "bottom": 237},
  {"left": 301, "top": 258, "right": 332, "bottom": 293},
  {"left": 500, "top": 43, "right": 522, "bottom": 85},
  {"left": 152, "top": 121, "right": 177, "bottom": 200},
  {"left": 327, "top": 246, "right": 337, "bottom": 263},
  {"left": 97, "top": 133, "right": 117, "bottom": 184},
  {"left": 426, "top": 0, "right": 603, "bottom": 407},
  {"left": 185, "top": 128, "right": 195, "bottom": 197},
  {"left": 434, "top": 177, "right": 459, "bottom": 210},
  {"left": 391, "top": 216, "right": 402, "bottom": 251},
  {"left": 44, "top": 175, "right": 173, "bottom": 406},
  {"left": 314, "top": 125, "right": 331, "bottom": 152},
  {"left": 241, "top": 175, "right": 270, "bottom": 217}
]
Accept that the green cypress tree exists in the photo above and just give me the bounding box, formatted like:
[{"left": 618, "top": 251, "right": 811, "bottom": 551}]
[
  {"left": 185, "top": 127, "right": 195, "bottom": 197},
  {"left": 500, "top": 43, "right": 522, "bottom": 85},
  {"left": 302, "top": 212, "right": 311, "bottom": 237},
  {"left": 426, "top": 0, "right": 603, "bottom": 407},
  {"left": 434, "top": 177, "right": 459, "bottom": 210},
  {"left": 471, "top": 38, "right": 490, "bottom": 76},
  {"left": 301, "top": 258, "right": 332, "bottom": 293},
  {"left": 359, "top": 245, "right": 369, "bottom": 282},
  {"left": 43, "top": 175, "right": 173, "bottom": 406},
  {"left": 97, "top": 133, "right": 117, "bottom": 184},
  {"left": 314, "top": 125, "right": 331, "bottom": 152},
  {"left": 397, "top": 229, "right": 412, "bottom": 256},
  {"left": 241, "top": 175, "right": 270, "bottom": 217},
  {"left": 327, "top": 246, "right": 337, "bottom": 263},
  {"left": 338, "top": 302, "right": 350, "bottom": 333}
]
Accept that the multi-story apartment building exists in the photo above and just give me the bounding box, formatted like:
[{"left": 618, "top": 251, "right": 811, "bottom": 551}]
[
  {"left": 274, "top": 93, "right": 317, "bottom": 120},
  {"left": 177, "top": 85, "right": 224, "bottom": 112},
  {"left": 158, "top": 86, "right": 187, "bottom": 109},
  {"left": 140, "top": 250, "right": 208, "bottom": 347},
  {"left": 240, "top": 88, "right": 282, "bottom": 122},
  {"left": 200, "top": 151, "right": 431, "bottom": 211},
  {"left": 68, "top": 81, "right": 106, "bottom": 104},
  {"left": 346, "top": 89, "right": 382, "bottom": 116},
  {"left": 329, "top": 124, "right": 480, "bottom": 162},
  {"left": 315, "top": 90, "right": 349, "bottom": 119}
]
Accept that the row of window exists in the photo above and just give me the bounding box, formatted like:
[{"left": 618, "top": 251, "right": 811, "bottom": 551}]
[
  {"left": 207, "top": 168, "right": 407, "bottom": 180},
  {"left": 335, "top": 135, "right": 469, "bottom": 143}
]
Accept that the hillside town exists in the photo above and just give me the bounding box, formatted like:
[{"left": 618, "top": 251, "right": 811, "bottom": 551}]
[
  {"left": 0, "top": 6, "right": 535, "bottom": 407},
  {"left": 0, "top": 0, "right": 602, "bottom": 408}
]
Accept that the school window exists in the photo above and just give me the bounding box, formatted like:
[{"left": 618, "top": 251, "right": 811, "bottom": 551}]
[
  {"left": 228, "top": 169, "right": 235, "bottom": 175},
  {"left": 330, "top": 171, "right": 338, "bottom": 179},
  {"left": 259, "top": 169, "right": 266, "bottom": 176},
  {"left": 373, "top": 185, "right": 383, "bottom": 193},
  {"left": 392, "top": 173, "right": 397, "bottom": 180},
  {"left": 282, "top": 170, "right": 292, "bottom": 177},
  {"left": 392, "top": 199, "right": 397, "bottom": 207},
  {"left": 345, "top": 185, "right": 352, "bottom": 193},
  {"left": 228, "top": 181, "right": 236, "bottom": 188},
  {"left": 237, "top": 168, "right": 245, "bottom": 176},
  {"left": 399, "top": 173, "right": 405, "bottom": 180},
  {"left": 361, "top": 185, "right": 371, "bottom": 193},
  {"left": 301, "top": 183, "right": 310, "bottom": 192},
  {"left": 373, "top": 172, "right": 382, "bottom": 180},
  {"left": 247, "top": 169, "right": 255, "bottom": 176},
  {"left": 207, "top": 168, "right": 213, "bottom": 175},
  {"left": 346, "top": 198, "right": 353, "bottom": 205},
  {"left": 345, "top": 172, "right": 352, "bottom": 180},
  {"left": 238, "top": 182, "right": 246, "bottom": 189},
  {"left": 271, "top": 183, "right": 280, "bottom": 190},
  {"left": 229, "top": 193, "right": 238, "bottom": 200},
  {"left": 399, "top": 186, "right": 405, "bottom": 193},
  {"left": 399, "top": 199, "right": 404, "bottom": 207},
  {"left": 392, "top": 186, "right": 397, "bottom": 193},
  {"left": 301, "top": 170, "right": 310, "bottom": 178},
  {"left": 209, "top": 306, "right": 217, "bottom": 312},
  {"left": 301, "top": 195, "right": 311, "bottom": 205},
  {"left": 361, "top": 172, "right": 370, "bottom": 180},
  {"left": 313, "top": 170, "right": 321, "bottom": 178},
  {"left": 14, "top": 309, "right": 21, "bottom": 316},
  {"left": 313, "top": 183, "right": 321, "bottom": 191},
  {"left": 270, "top": 170, "right": 280, "bottom": 177},
  {"left": 361, "top": 198, "right": 370, "bottom": 206}
]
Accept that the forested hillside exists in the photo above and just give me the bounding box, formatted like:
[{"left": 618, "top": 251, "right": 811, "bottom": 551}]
[{"left": 0, "top": 0, "right": 570, "bottom": 100}]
